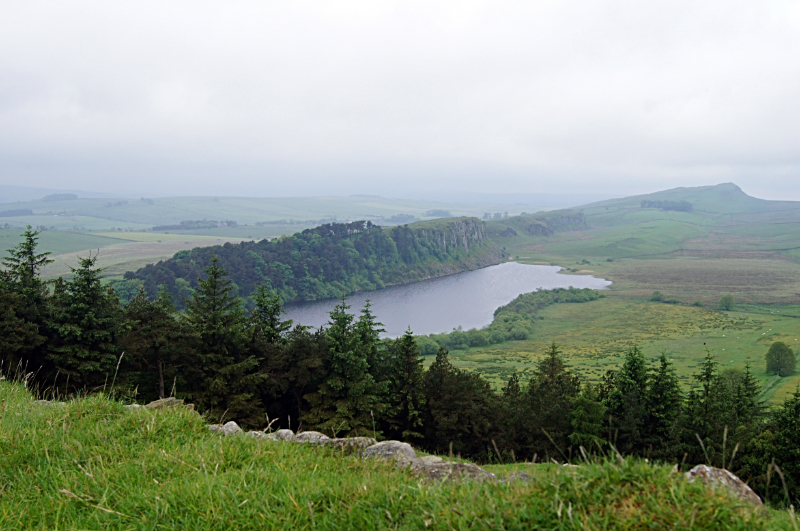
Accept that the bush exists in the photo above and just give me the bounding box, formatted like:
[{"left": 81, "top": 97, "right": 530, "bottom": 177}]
[
  {"left": 691, "top": 301, "right": 703, "bottom": 307},
  {"left": 650, "top": 291, "right": 664, "bottom": 302}
]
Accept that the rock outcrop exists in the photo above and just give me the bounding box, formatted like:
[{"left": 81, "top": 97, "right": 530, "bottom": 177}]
[{"left": 685, "top": 465, "right": 762, "bottom": 506}]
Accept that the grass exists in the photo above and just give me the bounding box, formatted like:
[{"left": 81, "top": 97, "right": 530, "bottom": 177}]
[
  {"left": 447, "top": 296, "right": 800, "bottom": 405},
  {"left": 0, "top": 380, "right": 793, "bottom": 530}
]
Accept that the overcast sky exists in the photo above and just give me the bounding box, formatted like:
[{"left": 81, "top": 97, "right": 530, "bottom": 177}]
[{"left": 1, "top": 1, "right": 799, "bottom": 200}]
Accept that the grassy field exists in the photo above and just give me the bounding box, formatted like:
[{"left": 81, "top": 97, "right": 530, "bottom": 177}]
[
  {"left": 0, "top": 381, "right": 790, "bottom": 530},
  {"left": 447, "top": 296, "right": 800, "bottom": 405}
]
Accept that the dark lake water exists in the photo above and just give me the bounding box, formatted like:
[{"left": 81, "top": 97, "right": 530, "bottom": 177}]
[{"left": 283, "top": 262, "right": 611, "bottom": 337}]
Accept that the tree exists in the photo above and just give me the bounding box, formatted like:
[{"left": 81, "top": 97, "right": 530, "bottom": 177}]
[
  {"left": 766, "top": 342, "right": 796, "bottom": 377},
  {"left": 385, "top": 328, "right": 426, "bottom": 441},
  {"left": 185, "top": 256, "right": 263, "bottom": 426},
  {"left": 606, "top": 345, "right": 649, "bottom": 454},
  {"left": 422, "top": 347, "right": 497, "bottom": 458},
  {"left": 718, "top": 294, "right": 735, "bottom": 311},
  {"left": 121, "top": 289, "right": 198, "bottom": 401},
  {"left": 48, "top": 254, "right": 122, "bottom": 390},
  {"left": 645, "top": 353, "right": 683, "bottom": 453},
  {"left": 770, "top": 387, "right": 800, "bottom": 504},
  {"left": 0, "top": 285, "right": 42, "bottom": 376},
  {"left": 1, "top": 226, "right": 53, "bottom": 376},
  {"left": 303, "top": 296, "right": 382, "bottom": 437},
  {"left": 250, "top": 284, "right": 292, "bottom": 345},
  {"left": 524, "top": 343, "right": 581, "bottom": 458},
  {"left": 569, "top": 384, "right": 607, "bottom": 450}
]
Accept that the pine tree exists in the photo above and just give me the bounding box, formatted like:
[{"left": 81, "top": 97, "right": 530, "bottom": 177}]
[
  {"left": 422, "top": 347, "right": 497, "bottom": 458},
  {"left": 250, "top": 284, "right": 292, "bottom": 344},
  {"left": 606, "top": 345, "right": 649, "bottom": 454},
  {"left": 569, "top": 384, "right": 607, "bottom": 450},
  {"left": 356, "top": 300, "right": 389, "bottom": 383},
  {"left": 121, "top": 289, "right": 198, "bottom": 401},
  {"left": 770, "top": 387, "right": 800, "bottom": 504},
  {"left": 185, "top": 256, "right": 263, "bottom": 425},
  {"left": 734, "top": 362, "right": 763, "bottom": 426},
  {"left": 1, "top": 226, "right": 52, "bottom": 375},
  {"left": 303, "top": 296, "right": 381, "bottom": 437},
  {"left": 385, "top": 328, "right": 426, "bottom": 441},
  {"left": 646, "top": 353, "right": 683, "bottom": 448},
  {"left": 48, "top": 254, "right": 122, "bottom": 390},
  {"left": 524, "top": 342, "right": 581, "bottom": 458}
]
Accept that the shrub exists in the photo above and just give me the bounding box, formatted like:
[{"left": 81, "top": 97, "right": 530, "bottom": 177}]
[{"left": 719, "top": 294, "right": 735, "bottom": 311}]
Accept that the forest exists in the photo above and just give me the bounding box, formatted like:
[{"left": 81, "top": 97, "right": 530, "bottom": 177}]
[
  {"left": 2, "top": 226, "right": 800, "bottom": 509},
  {"left": 115, "top": 217, "right": 501, "bottom": 308}
]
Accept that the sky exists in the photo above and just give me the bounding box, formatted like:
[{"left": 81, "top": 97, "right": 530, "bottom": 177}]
[{"left": 1, "top": 1, "right": 799, "bottom": 200}]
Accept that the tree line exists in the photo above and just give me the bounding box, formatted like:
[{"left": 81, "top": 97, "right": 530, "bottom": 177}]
[
  {"left": 2, "top": 227, "right": 800, "bottom": 507},
  {"left": 114, "top": 218, "right": 495, "bottom": 309}
]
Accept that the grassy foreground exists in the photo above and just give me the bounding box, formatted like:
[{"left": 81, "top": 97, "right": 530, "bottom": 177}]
[{"left": 0, "top": 382, "right": 795, "bottom": 530}]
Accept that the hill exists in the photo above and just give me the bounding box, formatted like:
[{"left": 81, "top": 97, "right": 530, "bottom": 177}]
[
  {"left": 120, "top": 217, "right": 504, "bottom": 306},
  {"left": 0, "top": 381, "right": 789, "bottom": 530}
]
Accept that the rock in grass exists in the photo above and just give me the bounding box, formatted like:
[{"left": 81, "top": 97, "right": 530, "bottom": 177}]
[
  {"left": 123, "top": 404, "right": 142, "bottom": 410},
  {"left": 363, "top": 441, "right": 416, "bottom": 465},
  {"left": 294, "top": 431, "right": 330, "bottom": 444},
  {"left": 416, "top": 455, "right": 443, "bottom": 465},
  {"left": 320, "top": 437, "right": 377, "bottom": 454},
  {"left": 410, "top": 461, "right": 496, "bottom": 482},
  {"left": 144, "top": 397, "right": 194, "bottom": 411},
  {"left": 265, "top": 429, "right": 295, "bottom": 441},
  {"left": 208, "top": 421, "right": 242, "bottom": 436},
  {"left": 685, "top": 465, "right": 762, "bottom": 505}
]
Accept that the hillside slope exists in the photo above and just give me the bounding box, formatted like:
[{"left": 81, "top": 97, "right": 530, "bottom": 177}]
[
  {"left": 121, "top": 217, "right": 504, "bottom": 306},
  {"left": 488, "top": 183, "right": 800, "bottom": 261}
]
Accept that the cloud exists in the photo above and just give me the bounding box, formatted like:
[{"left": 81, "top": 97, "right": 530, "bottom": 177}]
[{"left": 1, "top": 0, "right": 799, "bottom": 199}]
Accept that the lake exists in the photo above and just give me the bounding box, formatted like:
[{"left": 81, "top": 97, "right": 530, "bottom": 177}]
[{"left": 283, "top": 262, "right": 611, "bottom": 337}]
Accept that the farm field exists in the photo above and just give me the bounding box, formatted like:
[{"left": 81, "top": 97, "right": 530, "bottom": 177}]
[{"left": 446, "top": 296, "right": 800, "bottom": 405}]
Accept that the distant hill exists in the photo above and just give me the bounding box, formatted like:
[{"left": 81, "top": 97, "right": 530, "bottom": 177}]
[
  {"left": 119, "top": 217, "right": 504, "bottom": 307},
  {"left": 487, "top": 183, "right": 800, "bottom": 260}
]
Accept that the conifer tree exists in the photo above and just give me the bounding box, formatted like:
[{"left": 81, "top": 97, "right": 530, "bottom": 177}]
[
  {"left": 646, "top": 353, "right": 683, "bottom": 448},
  {"left": 303, "top": 296, "right": 381, "bottom": 437},
  {"left": 250, "top": 284, "right": 292, "bottom": 344},
  {"left": 121, "top": 288, "right": 198, "bottom": 401},
  {"left": 422, "top": 347, "right": 496, "bottom": 458},
  {"left": 48, "top": 254, "right": 122, "bottom": 390},
  {"left": 1, "top": 226, "right": 52, "bottom": 374},
  {"left": 525, "top": 342, "right": 581, "bottom": 458},
  {"left": 769, "top": 387, "right": 800, "bottom": 503},
  {"left": 356, "top": 300, "right": 389, "bottom": 383},
  {"left": 605, "top": 345, "right": 649, "bottom": 454},
  {"left": 185, "top": 256, "right": 263, "bottom": 425},
  {"left": 569, "top": 384, "right": 607, "bottom": 450},
  {"left": 385, "top": 328, "right": 426, "bottom": 441}
]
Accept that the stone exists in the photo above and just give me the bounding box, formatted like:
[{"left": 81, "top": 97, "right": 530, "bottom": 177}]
[
  {"left": 410, "top": 461, "right": 496, "bottom": 482},
  {"left": 363, "top": 441, "right": 417, "bottom": 465},
  {"left": 295, "top": 431, "right": 330, "bottom": 444},
  {"left": 265, "top": 429, "right": 296, "bottom": 441},
  {"left": 144, "top": 397, "right": 194, "bottom": 410},
  {"left": 247, "top": 431, "right": 269, "bottom": 439},
  {"left": 123, "top": 404, "right": 143, "bottom": 410},
  {"left": 320, "top": 437, "right": 377, "bottom": 454},
  {"left": 685, "top": 465, "right": 762, "bottom": 505},
  {"left": 208, "top": 421, "right": 242, "bottom": 436},
  {"left": 416, "top": 455, "right": 443, "bottom": 465}
]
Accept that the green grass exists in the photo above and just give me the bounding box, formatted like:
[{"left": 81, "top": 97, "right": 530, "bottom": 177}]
[
  {"left": 0, "top": 381, "right": 792, "bottom": 530},
  {"left": 0, "top": 229, "right": 129, "bottom": 255},
  {"left": 447, "top": 297, "right": 800, "bottom": 405}
]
